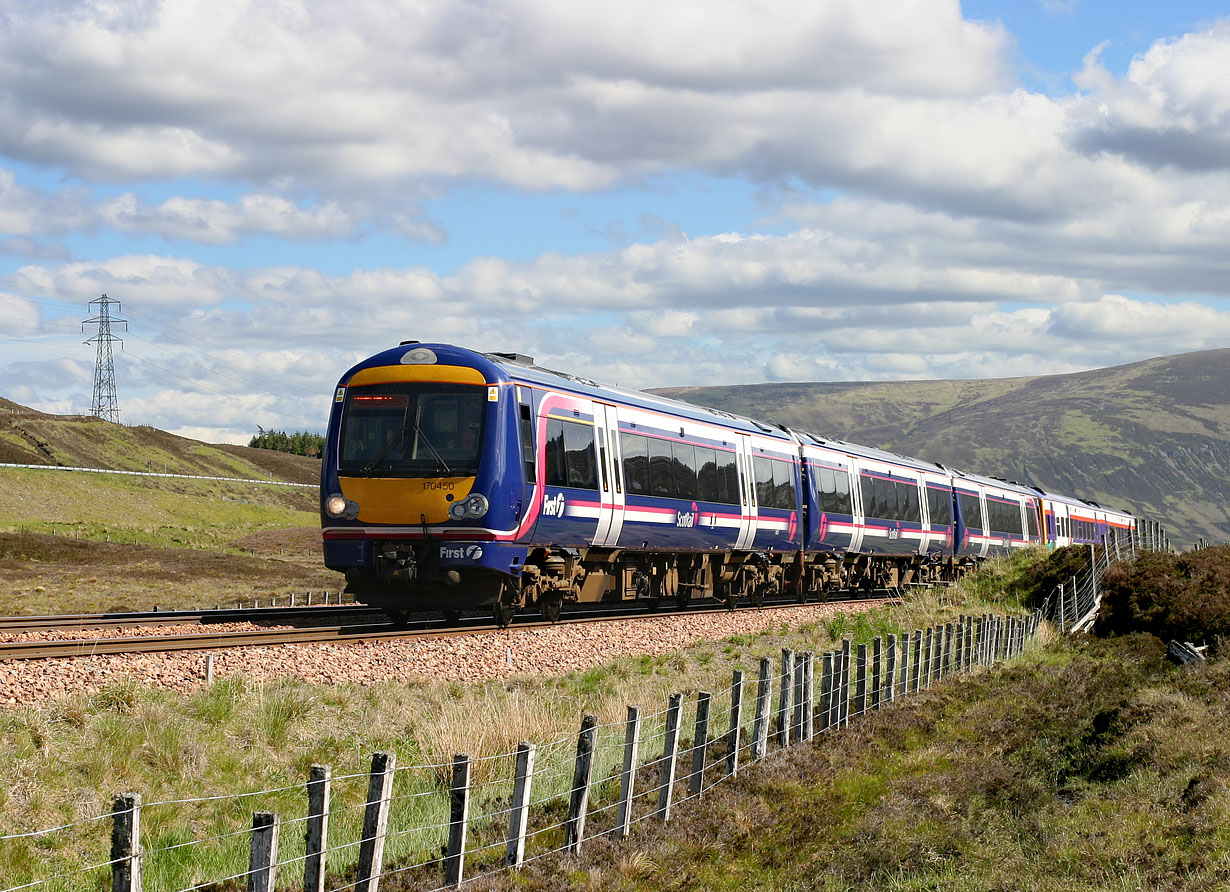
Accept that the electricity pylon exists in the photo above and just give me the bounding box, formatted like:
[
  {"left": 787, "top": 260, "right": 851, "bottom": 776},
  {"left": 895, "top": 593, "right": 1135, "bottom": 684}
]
[{"left": 83, "top": 294, "right": 127, "bottom": 423}]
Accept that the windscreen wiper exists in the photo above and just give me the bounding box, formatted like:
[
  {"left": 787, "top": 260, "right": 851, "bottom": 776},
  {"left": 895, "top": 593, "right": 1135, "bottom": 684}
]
[
  {"left": 413, "top": 424, "right": 452, "bottom": 476},
  {"left": 360, "top": 427, "right": 407, "bottom": 473}
]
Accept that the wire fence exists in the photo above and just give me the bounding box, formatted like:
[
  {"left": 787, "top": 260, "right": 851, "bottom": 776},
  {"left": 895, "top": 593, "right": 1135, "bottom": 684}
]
[{"left": 3, "top": 604, "right": 1065, "bottom": 892}]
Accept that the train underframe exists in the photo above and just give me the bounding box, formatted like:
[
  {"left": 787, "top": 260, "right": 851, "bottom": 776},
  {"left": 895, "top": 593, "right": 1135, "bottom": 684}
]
[{"left": 346, "top": 541, "right": 980, "bottom": 626}]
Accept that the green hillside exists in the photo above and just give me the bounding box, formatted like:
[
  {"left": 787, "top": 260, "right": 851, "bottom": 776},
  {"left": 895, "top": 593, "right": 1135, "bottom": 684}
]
[
  {"left": 0, "top": 400, "right": 319, "bottom": 484},
  {"left": 656, "top": 349, "right": 1230, "bottom": 548}
]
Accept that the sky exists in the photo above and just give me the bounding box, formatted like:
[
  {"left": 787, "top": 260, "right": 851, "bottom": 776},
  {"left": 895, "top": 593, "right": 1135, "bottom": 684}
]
[{"left": 2, "top": 0, "right": 1229, "bottom": 445}]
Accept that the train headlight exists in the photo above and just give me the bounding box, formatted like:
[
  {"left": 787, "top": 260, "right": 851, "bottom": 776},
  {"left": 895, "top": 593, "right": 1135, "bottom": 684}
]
[
  {"left": 448, "top": 493, "right": 489, "bottom": 520},
  {"left": 325, "top": 493, "right": 360, "bottom": 519}
]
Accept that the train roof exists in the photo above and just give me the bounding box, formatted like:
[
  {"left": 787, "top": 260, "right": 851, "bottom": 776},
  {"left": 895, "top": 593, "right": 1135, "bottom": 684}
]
[
  {"left": 482, "top": 350, "right": 798, "bottom": 442},
  {"left": 789, "top": 429, "right": 950, "bottom": 475},
  {"left": 348, "top": 342, "right": 796, "bottom": 443}
]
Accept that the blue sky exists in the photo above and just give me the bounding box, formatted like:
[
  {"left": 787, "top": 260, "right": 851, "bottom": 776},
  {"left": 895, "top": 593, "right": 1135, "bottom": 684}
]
[{"left": 2, "top": 0, "right": 1229, "bottom": 443}]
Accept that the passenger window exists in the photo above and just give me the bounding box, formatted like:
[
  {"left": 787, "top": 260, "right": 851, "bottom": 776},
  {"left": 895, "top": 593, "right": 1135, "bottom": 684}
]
[
  {"left": 696, "top": 447, "right": 719, "bottom": 502},
  {"left": 649, "top": 438, "right": 674, "bottom": 497},
  {"left": 718, "top": 451, "right": 739, "bottom": 504},
  {"left": 621, "top": 433, "right": 649, "bottom": 496},
  {"left": 519, "top": 404, "right": 536, "bottom": 484},
  {"left": 672, "top": 441, "right": 699, "bottom": 500},
  {"left": 563, "top": 422, "right": 598, "bottom": 490},
  {"left": 754, "top": 457, "right": 775, "bottom": 507},
  {"left": 544, "top": 419, "right": 567, "bottom": 487},
  {"left": 773, "top": 459, "right": 796, "bottom": 510},
  {"left": 834, "top": 470, "right": 851, "bottom": 515}
]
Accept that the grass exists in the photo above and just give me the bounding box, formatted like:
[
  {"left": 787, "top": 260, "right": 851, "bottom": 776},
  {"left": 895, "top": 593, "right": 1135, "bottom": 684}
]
[
  {"left": 490, "top": 634, "right": 1230, "bottom": 892},
  {"left": 0, "top": 554, "right": 1047, "bottom": 891}
]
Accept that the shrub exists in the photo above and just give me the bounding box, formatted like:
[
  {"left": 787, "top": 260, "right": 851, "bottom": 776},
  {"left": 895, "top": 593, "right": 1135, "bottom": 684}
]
[
  {"left": 1098, "top": 545, "right": 1230, "bottom": 643},
  {"left": 1005, "top": 545, "right": 1096, "bottom": 607}
]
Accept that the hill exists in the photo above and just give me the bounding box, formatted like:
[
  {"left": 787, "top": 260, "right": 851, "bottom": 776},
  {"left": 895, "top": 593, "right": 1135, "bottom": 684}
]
[
  {"left": 0, "top": 399, "right": 319, "bottom": 484},
  {"left": 656, "top": 348, "right": 1230, "bottom": 549}
]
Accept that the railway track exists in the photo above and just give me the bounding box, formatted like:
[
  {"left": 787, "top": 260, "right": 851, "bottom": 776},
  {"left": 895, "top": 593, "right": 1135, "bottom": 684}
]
[
  {"left": 0, "top": 592, "right": 898, "bottom": 661},
  {"left": 0, "top": 604, "right": 385, "bottom": 634}
]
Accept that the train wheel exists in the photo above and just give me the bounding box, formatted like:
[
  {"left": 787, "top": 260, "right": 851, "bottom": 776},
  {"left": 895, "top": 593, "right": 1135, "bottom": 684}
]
[
  {"left": 442, "top": 610, "right": 462, "bottom": 625},
  {"left": 540, "top": 593, "right": 562, "bottom": 623},
  {"left": 675, "top": 591, "right": 689, "bottom": 609},
  {"left": 493, "top": 603, "right": 515, "bottom": 628}
]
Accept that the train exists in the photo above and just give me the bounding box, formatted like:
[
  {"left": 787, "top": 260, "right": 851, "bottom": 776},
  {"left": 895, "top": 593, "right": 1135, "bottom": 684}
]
[{"left": 320, "top": 342, "right": 1138, "bottom": 624}]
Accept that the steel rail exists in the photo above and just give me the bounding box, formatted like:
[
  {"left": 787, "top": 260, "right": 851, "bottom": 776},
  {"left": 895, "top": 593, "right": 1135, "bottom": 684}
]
[
  {"left": 0, "top": 605, "right": 385, "bottom": 634},
  {"left": 0, "top": 593, "right": 897, "bottom": 661}
]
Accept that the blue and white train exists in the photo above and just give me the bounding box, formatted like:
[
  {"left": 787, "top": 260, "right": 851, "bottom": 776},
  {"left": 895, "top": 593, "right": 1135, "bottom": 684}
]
[{"left": 320, "top": 342, "right": 1138, "bottom": 623}]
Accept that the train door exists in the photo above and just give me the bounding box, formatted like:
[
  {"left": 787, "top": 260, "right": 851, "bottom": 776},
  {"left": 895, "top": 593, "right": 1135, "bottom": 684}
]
[
  {"left": 734, "top": 433, "right": 757, "bottom": 549},
  {"left": 592, "top": 403, "right": 626, "bottom": 547},
  {"left": 847, "top": 457, "right": 865, "bottom": 553}
]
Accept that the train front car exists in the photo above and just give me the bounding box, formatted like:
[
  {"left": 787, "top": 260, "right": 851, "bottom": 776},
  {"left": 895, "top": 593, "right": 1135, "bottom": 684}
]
[{"left": 321, "top": 343, "right": 526, "bottom": 621}]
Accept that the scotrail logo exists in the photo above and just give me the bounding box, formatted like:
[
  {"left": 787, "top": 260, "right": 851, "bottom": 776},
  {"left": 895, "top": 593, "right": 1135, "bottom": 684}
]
[
  {"left": 541, "top": 493, "right": 567, "bottom": 517},
  {"left": 441, "top": 544, "right": 484, "bottom": 560},
  {"left": 676, "top": 501, "right": 700, "bottom": 528}
]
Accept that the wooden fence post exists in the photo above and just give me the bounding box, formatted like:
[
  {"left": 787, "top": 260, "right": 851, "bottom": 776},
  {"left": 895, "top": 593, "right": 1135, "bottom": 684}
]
[
  {"left": 818, "top": 652, "right": 833, "bottom": 732},
  {"left": 910, "top": 630, "right": 922, "bottom": 693},
  {"left": 111, "top": 793, "right": 141, "bottom": 892},
  {"left": 885, "top": 635, "right": 896, "bottom": 704},
  {"left": 304, "top": 765, "right": 331, "bottom": 892},
  {"left": 854, "top": 644, "right": 867, "bottom": 720},
  {"left": 444, "top": 754, "right": 471, "bottom": 887},
  {"left": 657, "top": 693, "right": 683, "bottom": 821},
  {"left": 616, "top": 707, "right": 642, "bottom": 839},
  {"left": 726, "top": 670, "right": 745, "bottom": 777},
  {"left": 689, "top": 694, "right": 712, "bottom": 797},
  {"left": 870, "top": 638, "right": 882, "bottom": 711},
  {"left": 840, "top": 639, "right": 852, "bottom": 727},
  {"left": 776, "top": 649, "right": 795, "bottom": 747},
  {"left": 506, "top": 743, "right": 536, "bottom": 866},
  {"left": 751, "top": 658, "right": 772, "bottom": 761},
  {"left": 565, "top": 715, "right": 598, "bottom": 854},
  {"left": 248, "top": 812, "right": 279, "bottom": 892},
  {"left": 792, "top": 654, "right": 805, "bottom": 743},
  {"left": 356, "top": 751, "right": 396, "bottom": 892},
  {"left": 802, "top": 653, "right": 814, "bottom": 740}
]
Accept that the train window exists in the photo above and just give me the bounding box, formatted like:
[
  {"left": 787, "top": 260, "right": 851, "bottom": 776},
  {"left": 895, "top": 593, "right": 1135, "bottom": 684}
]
[
  {"left": 958, "top": 492, "right": 983, "bottom": 530},
  {"left": 753, "top": 457, "right": 775, "bottom": 507},
  {"left": 717, "top": 451, "right": 739, "bottom": 505},
  {"left": 649, "top": 438, "right": 674, "bottom": 497},
  {"left": 519, "top": 405, "right": 536, "bottom": 484},
  {"left": 696, "top": 447, "right": 719, "bottom": 502},
  {"left": 563, "top": 422, "right": 598, "bottom": 489},
  {"left": 672, "top": 441, "right": 699, "bottom": 500},
  {"left": 861, "top": 476, "right": 884, "bottom": 519},
  {"left": 773, "top": 460, "right": 796, "bottom": 510},
  {"left": 927, "top": 486, "right": 952, "bottom": 526},
  {"left": 340, "top": 382, "right": 486, "bottom": 477},
  {"left": 816, "top": 467, "right": 836, "bottom": 512},
  {"left": 833, "top": 470, "right": 852, "bottom": 515},
  {"left": 901, "top": 481, "right": 921, "bottom": 523},
  {"left": 595, "top": 427, "right": 609, "bottom": 493},
  {"left": 1026, "top": 501, "right": 1039, "bottom": 539},
  {"left": 544, "top": 419, "right": 567, "bottom": 487},
  {"left": 620, "top": 433, "right": 649, "bottom": 496}
]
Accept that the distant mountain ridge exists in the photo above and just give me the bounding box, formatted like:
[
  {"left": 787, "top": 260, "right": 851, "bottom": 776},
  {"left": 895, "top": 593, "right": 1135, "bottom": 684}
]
[
  {"left": 655, "top": 349, "right": 1230, "bottom": 549},
  {"left": 0, "top": 399, "right": 319, "bottom": 485}
]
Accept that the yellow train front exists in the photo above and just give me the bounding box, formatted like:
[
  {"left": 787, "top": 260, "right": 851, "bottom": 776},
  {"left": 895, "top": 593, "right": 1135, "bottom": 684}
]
[{"left": 320, "top": 342, "right": 530, "bottom": 620}]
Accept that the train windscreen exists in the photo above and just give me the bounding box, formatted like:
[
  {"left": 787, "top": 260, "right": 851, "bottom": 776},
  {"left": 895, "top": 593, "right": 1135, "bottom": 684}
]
[{"left": 338, "top": 382, "right": 486, "bottom": 476}]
